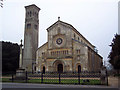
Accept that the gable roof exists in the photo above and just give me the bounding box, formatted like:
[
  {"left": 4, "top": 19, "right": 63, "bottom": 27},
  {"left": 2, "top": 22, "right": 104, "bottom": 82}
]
[
  {"left": 37, "top": 42, "right": 48, "bottom": 51},
  {"left": 46, "top": 20, "right": 76, "bottom": 31},
  {"left": 46, "top": 20, "right": 95, "bottom": 48}
]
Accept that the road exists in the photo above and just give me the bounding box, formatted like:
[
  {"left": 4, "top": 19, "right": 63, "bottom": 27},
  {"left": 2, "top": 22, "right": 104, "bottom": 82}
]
[{"left": 1, "top": 83, "right": 119, "bottom": 90}]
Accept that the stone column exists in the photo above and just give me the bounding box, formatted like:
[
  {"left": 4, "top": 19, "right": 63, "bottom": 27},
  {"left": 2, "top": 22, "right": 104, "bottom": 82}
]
[
  {"left": 19, "top": 39, "right": 23, "bottom": 68},
  {"left": 15, "top": 39, "right": 26, "bottom": 80}
]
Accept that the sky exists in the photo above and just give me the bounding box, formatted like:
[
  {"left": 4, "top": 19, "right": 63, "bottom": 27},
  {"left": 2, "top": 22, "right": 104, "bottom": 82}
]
[{"left": 0, "top": 0, "right": 119, "bottom": 66}]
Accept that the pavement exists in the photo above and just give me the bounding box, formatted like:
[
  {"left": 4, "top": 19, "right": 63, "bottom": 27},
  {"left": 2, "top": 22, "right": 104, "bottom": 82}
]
[{"left": 1, "top": 82, "right": 119, "bottom": 89}]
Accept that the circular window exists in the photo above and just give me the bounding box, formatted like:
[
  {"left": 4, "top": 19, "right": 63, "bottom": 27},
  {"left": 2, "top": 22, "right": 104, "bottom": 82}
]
[{"left": 56, "top": 38, "right": 63, "bottom": 45}]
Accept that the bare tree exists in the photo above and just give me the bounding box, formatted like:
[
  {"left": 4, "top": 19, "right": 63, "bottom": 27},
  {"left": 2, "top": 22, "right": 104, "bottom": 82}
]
[{"left": 0, "top": 0, "right": 3, "bottom": 8}]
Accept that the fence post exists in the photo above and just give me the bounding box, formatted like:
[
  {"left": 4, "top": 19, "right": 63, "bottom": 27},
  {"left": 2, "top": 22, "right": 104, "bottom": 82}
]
[
  {"left": 59, "top": 73, "right": 61, "bottom": 84},
  {"left": 12, "top": 74, "right": 14, "bottom": 82},
  {"left": 26, "top": 71, "right": 28, "bottom": 83},
  {"left": 78, "top": 72, "right": 80, "bottom": 84},
  {"left": 41, "top": 72, "right": 43, "bottom": 83}
]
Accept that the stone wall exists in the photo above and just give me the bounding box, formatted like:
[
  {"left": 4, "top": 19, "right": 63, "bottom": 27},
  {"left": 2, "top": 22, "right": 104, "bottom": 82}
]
[
  {"left": 72, "top": 39, "right": 88, "bottom": 71},
  {"left": 36, "top": 43, "right": 48, "bottom": 71},
  {"left": 108, "top": 76, "right": 120, "bottom": 88},
  {"left": 88, "top": 47, "right": 102, "bottom": 71},
  {"left": 36, "top": 20, "right": 103, "bottom": 72}
]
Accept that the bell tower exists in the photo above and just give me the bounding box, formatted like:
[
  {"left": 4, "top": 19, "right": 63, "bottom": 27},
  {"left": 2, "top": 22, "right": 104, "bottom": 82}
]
[{"left": 23, "top": 4, "right": 40, "bottom": 72}]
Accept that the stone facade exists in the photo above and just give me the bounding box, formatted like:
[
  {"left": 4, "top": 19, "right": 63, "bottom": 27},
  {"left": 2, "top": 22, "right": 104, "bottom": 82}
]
[
  {"left": 36, "top": 20, "right": 103, "bottom": 72},
  {"left": 22, "top": 4, "right": 103, "bottom": 73}
]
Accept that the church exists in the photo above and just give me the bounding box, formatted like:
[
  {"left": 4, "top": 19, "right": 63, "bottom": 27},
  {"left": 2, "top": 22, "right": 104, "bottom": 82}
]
[{"left": 22, "top": 4, "right": 103, "bottom": 73}]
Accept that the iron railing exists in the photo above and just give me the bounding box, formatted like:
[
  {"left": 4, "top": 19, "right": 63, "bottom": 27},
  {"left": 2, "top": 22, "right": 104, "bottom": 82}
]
[{"left": 8, "top": 71, "right": 106, "bottom": 85}]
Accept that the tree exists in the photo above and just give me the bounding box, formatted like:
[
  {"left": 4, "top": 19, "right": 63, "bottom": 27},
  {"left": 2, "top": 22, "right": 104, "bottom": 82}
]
[
  {"left": 0, "top": 0, "right": 3, "bottom": 8},
  {"left": 108, "top": 34, "right": 120, "bottom": 74},
  {"left": 2, "top": 41, "right": 20, "bottom": 74}
]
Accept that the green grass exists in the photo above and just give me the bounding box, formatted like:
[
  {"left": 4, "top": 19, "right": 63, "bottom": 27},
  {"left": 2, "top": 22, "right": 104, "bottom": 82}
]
[
  {"left": 2, "top": 78, "right": 26, "bottom": 83},
  {"left": 2, "top": 78, "right": 101, "bottom": 85},
  {"left": 43, "top": 79, "right": 101, "bottom": 85},
  {"left": 2, "top": 78, "right": 12, "bottom": 82},
  {"left": 28, "top": 79, "right": 42, "bottom": 83}
]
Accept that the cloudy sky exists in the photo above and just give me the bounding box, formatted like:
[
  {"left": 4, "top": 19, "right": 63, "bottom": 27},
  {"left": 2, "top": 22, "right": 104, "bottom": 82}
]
[{"left": 0, "top": 0, "right": 119, "bottom": 65}]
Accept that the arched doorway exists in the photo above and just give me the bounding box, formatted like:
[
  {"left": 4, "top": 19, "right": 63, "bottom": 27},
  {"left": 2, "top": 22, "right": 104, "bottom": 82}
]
[
  {"left": 57, "top": 64, "right": 63, "bottom": 73},
  {"left": 53, "top": 60, "right": 65, "bottom": 72},
  {"left": 78, "top": 65, "right": 81, "bottom": 73},
  {"left": 43, "top": 66, "right": 45, "bottom": 74}
]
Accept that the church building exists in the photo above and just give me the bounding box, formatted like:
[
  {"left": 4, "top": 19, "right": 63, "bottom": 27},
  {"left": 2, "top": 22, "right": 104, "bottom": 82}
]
[{"left": 22, "top": 4, "right": 103, "bottom": 73}]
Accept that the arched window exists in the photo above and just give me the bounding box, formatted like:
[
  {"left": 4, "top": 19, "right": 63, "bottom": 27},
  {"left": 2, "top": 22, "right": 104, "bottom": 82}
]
[
  {"left": 63, "top": 51, "right": 65, "bottom": 54},
  {"left": 81, "top": 40, "right": 83, "bottom": 43},
  {"left": 67, "top": 50, "right": 68, "bottom": 54},
  {"left": 74, "top": 33, "right": 76, "bottom": 39},
  {"left": 78, "top": 37, "right": 79, "bottom": 41}
]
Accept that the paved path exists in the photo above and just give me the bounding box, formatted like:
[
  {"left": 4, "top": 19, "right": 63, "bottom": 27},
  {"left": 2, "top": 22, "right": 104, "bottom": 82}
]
[{"left": 1, "top": 82, "right": 119, "bottom": 89}]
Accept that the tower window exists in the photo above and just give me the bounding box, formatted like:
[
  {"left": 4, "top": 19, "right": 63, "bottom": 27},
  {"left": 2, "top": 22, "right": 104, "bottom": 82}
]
[
  {"left": 35, "top": 12, "right": 38, "bottom": 18},
  {"left": 37, "top": 13, "right": 38, "bottom": 18},
  {"left": 27, "top": 12, "right": 29, "bottom": 17},
  {"left": 30, "top": 11, "right": 32, "bottom": 17},
  {"left": 34, "top": 12, "right": 36, "bottom": 17},
  {"left": 27, "top": 24, "right": 31, "bottom": 29}
]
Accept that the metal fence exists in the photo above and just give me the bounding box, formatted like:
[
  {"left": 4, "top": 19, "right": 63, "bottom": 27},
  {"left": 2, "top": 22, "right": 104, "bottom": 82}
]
[
  {"left": 38, "top": 71, "right": 101, "bottom": 85},
  {"left": 8, "top": 71, "right": 108, "bottom": 85}
]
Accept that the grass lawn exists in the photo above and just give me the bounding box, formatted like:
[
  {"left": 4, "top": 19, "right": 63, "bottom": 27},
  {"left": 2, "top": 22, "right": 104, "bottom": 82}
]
[
  {"left": 2, "top": 78, "right": 101, "bottom": 85},
  {"left": 43, "top": 79, "right": 101, "bottom": 85}
]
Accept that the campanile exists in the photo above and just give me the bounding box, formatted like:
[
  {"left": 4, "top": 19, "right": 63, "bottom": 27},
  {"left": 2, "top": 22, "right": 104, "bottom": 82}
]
[{"left": 23, "top": 4, "right": 40, "bottom": 72}]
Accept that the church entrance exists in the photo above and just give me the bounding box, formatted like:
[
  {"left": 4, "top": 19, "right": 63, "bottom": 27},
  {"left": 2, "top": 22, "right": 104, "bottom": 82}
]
[
  {"left": 43, "top": 66, "right": 45, "bottom": 74},
  {"left": 53, "top": 60, "right": 65, "bottom": 72},
  {"left": 78, "top": 65, "right": 81, "bottom": 73},
  {"left": 57, "top": 64, "right": 63, "bottom": 73}
]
